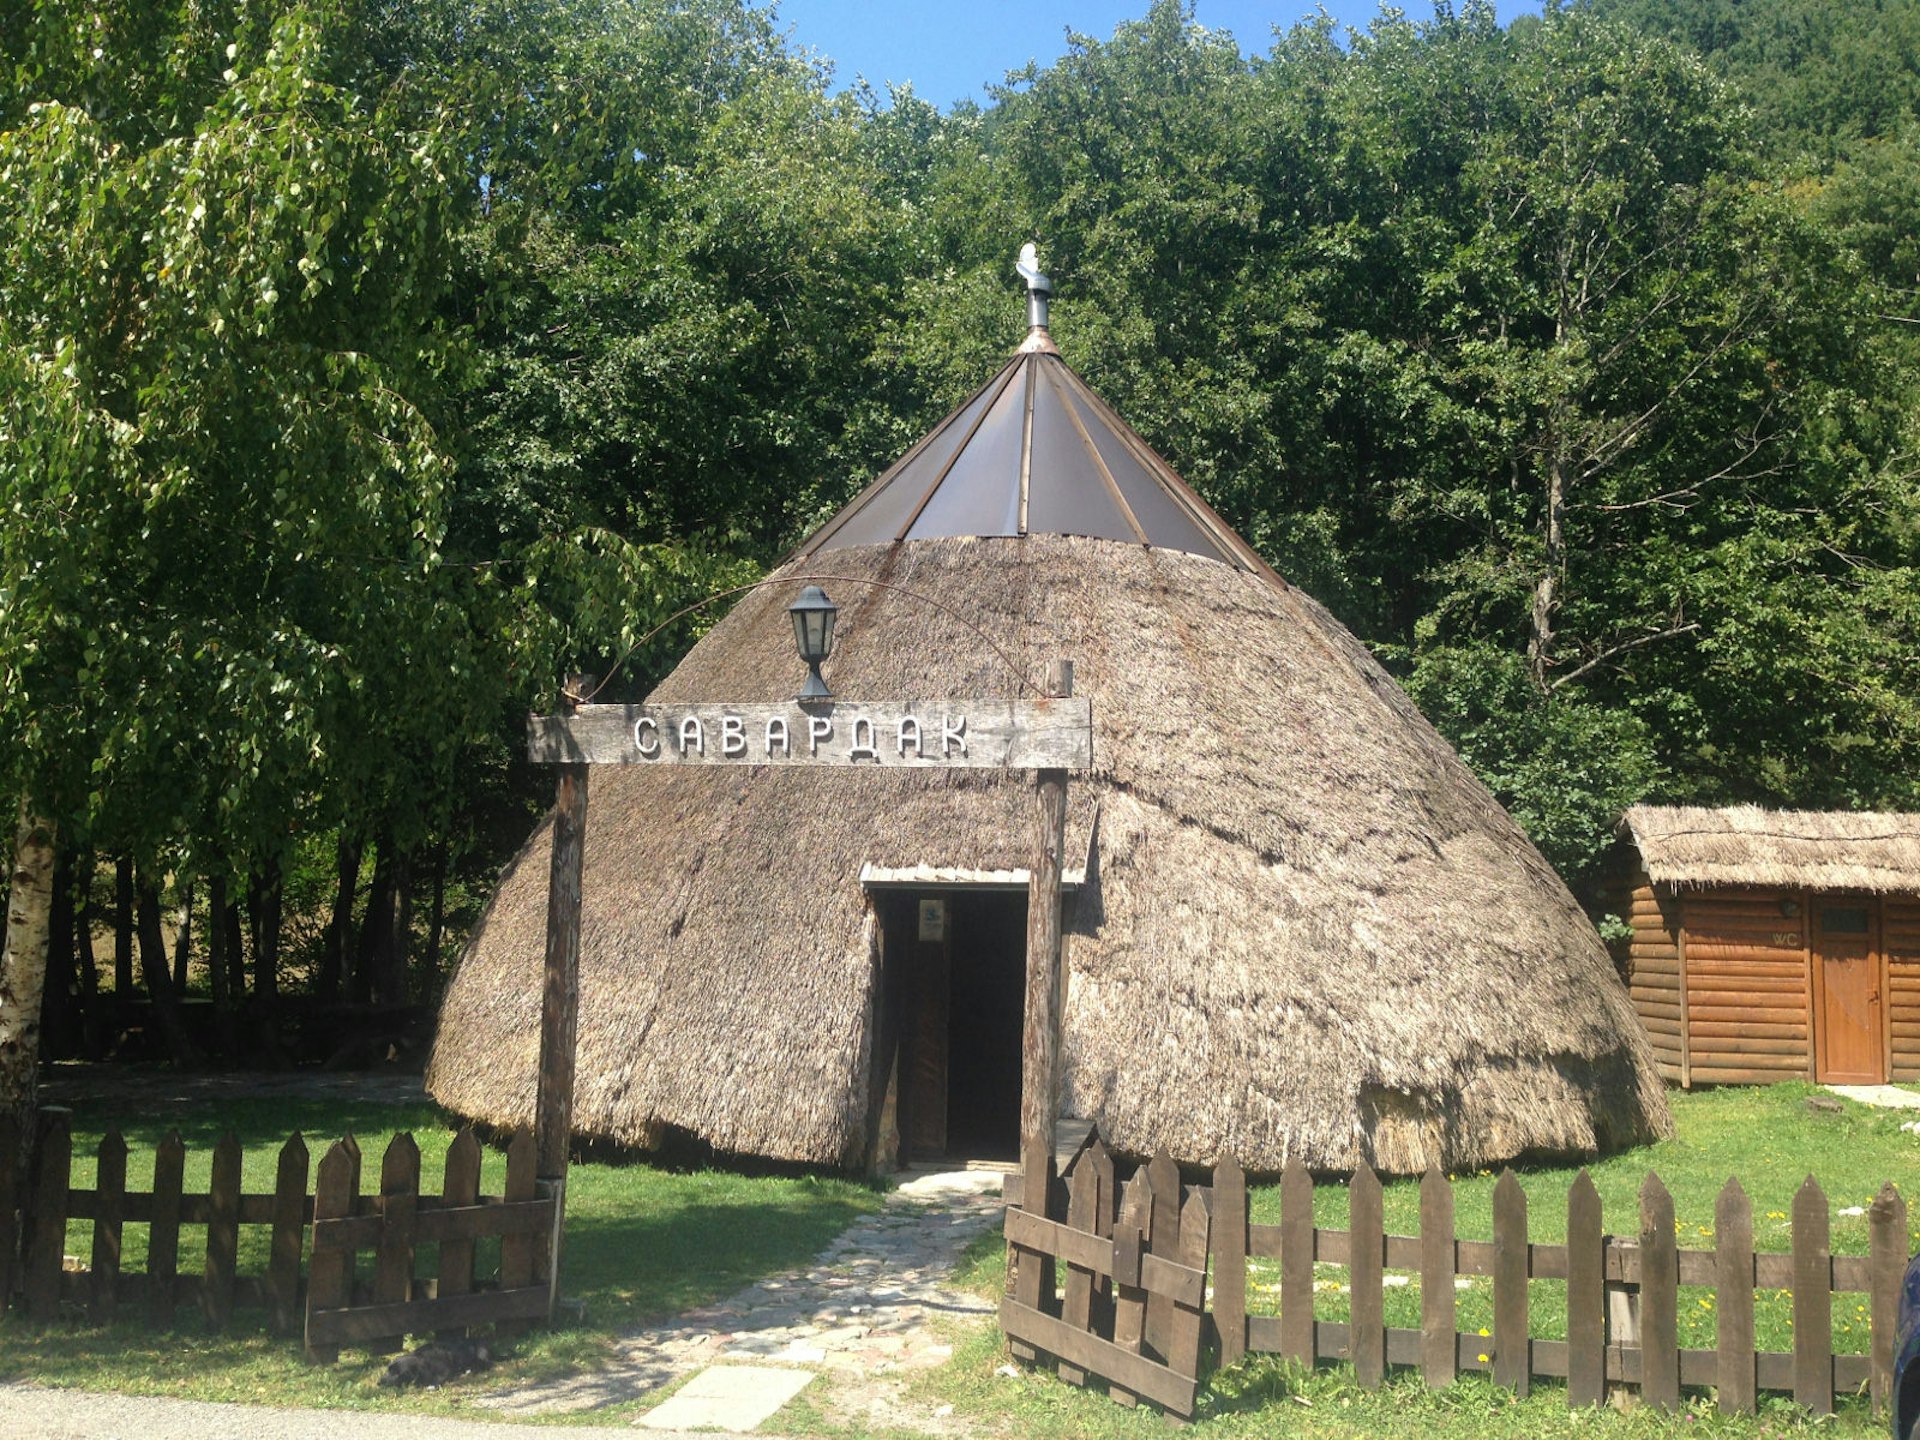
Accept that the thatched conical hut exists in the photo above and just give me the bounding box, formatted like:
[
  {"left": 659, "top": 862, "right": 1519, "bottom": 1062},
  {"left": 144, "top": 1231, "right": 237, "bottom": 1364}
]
[{"left": 428, "top": 296, "right": 1673, "bottom": 1175}]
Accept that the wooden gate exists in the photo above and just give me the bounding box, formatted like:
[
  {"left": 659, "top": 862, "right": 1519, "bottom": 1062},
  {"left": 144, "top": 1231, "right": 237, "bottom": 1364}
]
[{"left": 1000, "top": 1139, "right": 1210, "bottom": 1417}]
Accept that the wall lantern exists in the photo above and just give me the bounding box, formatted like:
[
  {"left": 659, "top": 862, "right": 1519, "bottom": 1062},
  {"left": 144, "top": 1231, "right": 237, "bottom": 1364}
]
[{"left": 788, "top": 585, "right": 838, "bottom": 700}]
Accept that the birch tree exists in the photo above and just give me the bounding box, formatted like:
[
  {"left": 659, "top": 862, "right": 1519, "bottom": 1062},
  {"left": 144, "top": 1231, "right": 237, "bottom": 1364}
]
[{"left": 0, "top": 0, "right": 486, "bottom": 1105}]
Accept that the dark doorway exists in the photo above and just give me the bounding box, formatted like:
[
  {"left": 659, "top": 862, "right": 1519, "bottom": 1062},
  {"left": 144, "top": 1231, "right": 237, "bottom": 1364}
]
[
  {"left": 944, "top": 892, "right": 1027, "bottom": 1158},
  {"left": 883, "top": 888, "right": 1027, "bottom": 1162}
]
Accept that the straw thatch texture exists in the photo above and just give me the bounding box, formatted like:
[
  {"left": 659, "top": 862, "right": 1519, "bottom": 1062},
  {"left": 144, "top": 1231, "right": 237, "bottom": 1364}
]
[
  {"left": 429, "top": 535, "right": 1672, "bottom": 1173},
  {"left": 1624, "top": 805, "right": 1920, "bottom": 894}
]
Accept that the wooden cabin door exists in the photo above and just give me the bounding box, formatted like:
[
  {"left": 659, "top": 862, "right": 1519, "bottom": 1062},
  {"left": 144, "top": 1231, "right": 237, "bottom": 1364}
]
[
  {"left": 1813, "top": 899, "right": 1884, "bottom": 1084},
  {"left": 895, "top": 895, "right": 951, "bottom": 1158}
]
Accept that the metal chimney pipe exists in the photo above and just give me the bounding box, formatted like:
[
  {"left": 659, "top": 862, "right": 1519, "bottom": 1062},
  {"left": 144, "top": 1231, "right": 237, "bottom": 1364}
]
[{"left": 1017, "top": 242, "right": 1052, "bottom": 332}]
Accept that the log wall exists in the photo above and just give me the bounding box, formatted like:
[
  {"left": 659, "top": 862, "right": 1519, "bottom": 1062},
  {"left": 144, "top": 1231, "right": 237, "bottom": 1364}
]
[
  {"left": 1887, "top": 898, "right": 1920, "bottom": 1082},
  {"left": 1677, "top": 888, "right": 1812, "bottom": 1087},
  {"left": 1619, "top": 865, "right": 1685, "bottom": 1083}
]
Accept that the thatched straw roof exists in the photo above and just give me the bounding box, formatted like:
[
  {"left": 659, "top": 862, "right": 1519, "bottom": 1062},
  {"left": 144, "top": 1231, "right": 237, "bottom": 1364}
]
[
  {"left": 431, "top": 534, "right": 1671, "bottom": 1171},
  {"left": 1623, "top": 805, "right": 1920, "bottom": 894}
]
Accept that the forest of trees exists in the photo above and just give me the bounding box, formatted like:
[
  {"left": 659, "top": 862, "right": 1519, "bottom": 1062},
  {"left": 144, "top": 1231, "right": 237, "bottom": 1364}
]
[{"left": 2, "top": 0, "right": 1917, "bottom": 1085}]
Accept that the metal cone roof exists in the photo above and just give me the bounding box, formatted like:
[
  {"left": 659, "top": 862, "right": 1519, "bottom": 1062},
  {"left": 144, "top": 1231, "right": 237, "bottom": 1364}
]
[{"left": 797, "top": 332, "right": 1270, "bottom": 574}]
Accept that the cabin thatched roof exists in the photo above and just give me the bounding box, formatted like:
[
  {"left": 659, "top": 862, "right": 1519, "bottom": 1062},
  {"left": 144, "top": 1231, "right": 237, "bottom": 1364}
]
[
  {"left": 1623, "top": 805, "right": 1920, "bottom": 894},
  {"left": 429, "top": 525, "right": 1673, "bottom": 1174}
]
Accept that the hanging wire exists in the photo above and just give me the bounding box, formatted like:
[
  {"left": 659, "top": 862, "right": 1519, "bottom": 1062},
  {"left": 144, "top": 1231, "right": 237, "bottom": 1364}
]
[{"left": 577, "top": 572, "right": 1043, "bottom": 705}]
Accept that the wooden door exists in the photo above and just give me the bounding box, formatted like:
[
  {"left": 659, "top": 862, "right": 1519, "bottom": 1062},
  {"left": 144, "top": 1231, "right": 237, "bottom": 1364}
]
[
  {"left": 902, "top": 895, "right": 951, "bottom": 1157},
  {"left": 1813, "top": 899, "right": 1884, "bottom": 1084}
]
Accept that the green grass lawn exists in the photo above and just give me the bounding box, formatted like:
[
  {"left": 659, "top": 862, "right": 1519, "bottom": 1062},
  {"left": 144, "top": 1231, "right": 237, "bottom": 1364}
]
[{"left": 0, "top": 1091, "right": 885, "bottom": 1418}]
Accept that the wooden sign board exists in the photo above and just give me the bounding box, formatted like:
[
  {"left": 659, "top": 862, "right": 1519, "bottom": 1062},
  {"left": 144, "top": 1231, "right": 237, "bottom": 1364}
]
[{"left": 527, "top": 699, "right": 1092, "bottom": 772}]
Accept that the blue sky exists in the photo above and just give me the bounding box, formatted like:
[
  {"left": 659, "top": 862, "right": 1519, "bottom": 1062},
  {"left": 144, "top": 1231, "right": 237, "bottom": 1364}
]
[{"left": 777, "top": 2, "right": 1547, "bottom": 109}]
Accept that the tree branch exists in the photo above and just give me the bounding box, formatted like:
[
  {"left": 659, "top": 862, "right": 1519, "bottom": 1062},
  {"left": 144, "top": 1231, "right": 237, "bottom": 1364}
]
[{"left": 1549, "top": 622, "right": 1700, "bottom": 691}]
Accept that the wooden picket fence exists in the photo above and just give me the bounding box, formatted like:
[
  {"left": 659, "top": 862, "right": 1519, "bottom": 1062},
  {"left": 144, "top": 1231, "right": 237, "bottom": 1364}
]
[
  {"left": 304, "top": 1128, "right": 559, "bottom": 1355},
  {"left": 1008, "top": 1138, "right": 1912, "bottom": 1421},
  {"left": 0, "top": 1107, "right": 559, "bottom": 1354}
]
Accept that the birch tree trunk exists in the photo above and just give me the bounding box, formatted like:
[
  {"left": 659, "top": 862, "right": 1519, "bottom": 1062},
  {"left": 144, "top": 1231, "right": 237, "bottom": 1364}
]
[{"left": 0, "top": 801, "right": 57, "bottom": 1146}]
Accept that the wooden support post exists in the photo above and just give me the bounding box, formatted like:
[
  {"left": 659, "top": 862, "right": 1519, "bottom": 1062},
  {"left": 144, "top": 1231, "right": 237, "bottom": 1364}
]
[
  {"left": 534, "top": 673, "right": 590, "bottom": 1324},
  {"left": 1012, "top": 658, "right": 1071, "bottom": 1350},
  {"left": 1018, "top": 656, "right": 1072, "bottom": 1213},
  {"left": 536, "top": 676, "right": 591, "bottom": 1186}
]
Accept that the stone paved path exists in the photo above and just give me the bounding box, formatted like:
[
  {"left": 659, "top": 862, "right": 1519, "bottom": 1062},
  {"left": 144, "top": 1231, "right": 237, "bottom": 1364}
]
[{"left": 477, "top": 1167, "right": 1007, "bottom": 1421}]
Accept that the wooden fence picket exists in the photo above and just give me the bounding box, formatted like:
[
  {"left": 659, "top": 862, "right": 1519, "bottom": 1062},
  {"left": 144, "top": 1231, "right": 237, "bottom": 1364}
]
[
  {"left": 1166, "top": 1187, "right": 1211, "bottom": 1382},
  {"left": 148, "top": 1131, "right": 185, "bottom": 1325},
  {"left": 0, "top": 1111, "right": 20, "bottom": 1312},
  {"left": 203, "top": 1131, "right": 243, "bottom": 1328},
  {"left": 436, "top": 1128, "right": 481, "bottom": 1336},
  {"left": 268, "top": 1133, "right": 309, "bottom": 1336},
  {"left": 305, "top": 1136, "right": 360, "bottom": 1362},
  {"left": 1871, "top": 1183, "right": 1906, "bottom": 1417},
  {"left": 90, "top": 1131, "right": 127, "bottom": 1322},
  {"left": 1108, "top": 1169, "right": 1151, "bottom": 1408},
  {"left": 374, "top": 1134, "right": 420, "bottom": 1307},
  {"left": 1639, "top": 1172, "right": 1679, "bottom": 1410},
  {"left": 1009, "top": 1161, "right": 1051, "bottom": 1362},
  {"left": 1420, "top": 1165, "right": 1455, "bottom": 1389},
  {"left": 1086, "top": 1140, "right": 1116, "bottom": 1337},
  {"left": 1279, "top": 1158, "right": 1314, "bottom": 1364},
  {"left": 1715, "top": 1177, "right": 1756, "bottom": 1414},
  {"left": 1793, "top": 1174, "right": 1832, "bottom": 1415},
  {"left": 499, "top": 1131, "right": 538, "bottom": 1296},
  {"left": 1566, "top": 1170, "right": 1604, "bottom": 1407},
  {"left": 1213, "top": 1154, "right": 1248, "bottom": 1368},
  {"left": 25, "top": 1107, "right": 72, "bottom": 1321},
  {"left": 1492, "top": 1170, "right": 1527, "bottom": 1397},
  {"left": 1143, "top": 1148, "right": 1180, "bottom": 1362},
  {"left": 1350, "top": 1162, "right": 1384, "bottom": 1387},
  {"left": 1057, "top": 1142, "right": 1105, "bottom": 1385}
]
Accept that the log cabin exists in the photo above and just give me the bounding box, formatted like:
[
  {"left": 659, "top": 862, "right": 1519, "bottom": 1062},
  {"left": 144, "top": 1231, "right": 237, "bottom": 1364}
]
[{"left": 1614, "top": 805, "right": 1920, "bottom": 1087}]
